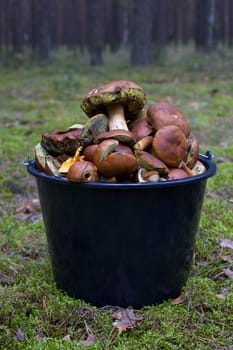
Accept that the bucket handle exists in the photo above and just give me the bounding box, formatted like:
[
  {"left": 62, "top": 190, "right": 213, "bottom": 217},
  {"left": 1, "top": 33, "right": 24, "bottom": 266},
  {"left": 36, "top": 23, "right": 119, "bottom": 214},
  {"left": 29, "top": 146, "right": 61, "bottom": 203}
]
[
  {"left": 199, "top": 150, "right": 214, "bottom": 161},
  {"left": 22, "top": 156, "right": 33, "bottom": 167}
]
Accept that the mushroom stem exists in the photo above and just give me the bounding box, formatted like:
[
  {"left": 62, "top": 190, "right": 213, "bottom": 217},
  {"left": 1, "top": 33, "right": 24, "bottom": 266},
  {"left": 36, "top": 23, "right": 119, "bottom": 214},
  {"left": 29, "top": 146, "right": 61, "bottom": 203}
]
[
  {"left": 106, "top": 103, "right": 129, "bottom": 131},
  {"left": 179, "top": 161, "right": 195, "bottom": 176}
]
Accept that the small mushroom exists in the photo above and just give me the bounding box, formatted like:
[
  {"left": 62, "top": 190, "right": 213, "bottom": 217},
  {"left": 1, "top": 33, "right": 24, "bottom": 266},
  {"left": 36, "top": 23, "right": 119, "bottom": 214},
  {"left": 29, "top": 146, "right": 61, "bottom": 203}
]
[
  {"left": 186, "top": 134, "right": 199, "bottom": 169},
  {"left": 192, "top": 160, "right": 206, "bottom": 175},
  {"left": 129, "top": 117, "right": 154, "bottom": 142},
  {"left": 59, "top": 146, "right": 84, "bottom": 173},
  {"left": 135, "top": 150, "right": 169, "bottom": 176},
  {"left": 94, "top": 129, "right": 135, "bottom": 147},
  {"left": 67, "top": 161, "right": 99, "bottom": 182},
  {"left": 168, "top": 168, "right": 189, "bottom": 180},
  {"left": 137, "top": 168, "right": 160, "bottom": 183},
  {"left": 83, "top": 144, "right": 99, "bottom": 162},
  {"left": 134, "top": 135, "right": 153, "bottom": 151},
  {"left": 35, "top": 142, "right": 48, "bottom": 172},
  {"left": 147, "top": 102, "right": 191, "bottom": 137},
  {"left": 34, "top": 143, "right": 61, "bottom": 176},
  {"left": 80, "top": 80, "right": 146, "bottom": 131},
  {"left": 41, "top": 127, "right": 82, "bottom": 155},
  {"left": 79, "top": 113, "right": 108, "bottom": 147},
  {"left": 152, "top": 125, "right": 189, "bottom": 168},
  {"left": 44, "top": 155, "right": 62, "bottom": 177},
  {"left": 93, "top": 139, "right": 139, "bottom": 178}
]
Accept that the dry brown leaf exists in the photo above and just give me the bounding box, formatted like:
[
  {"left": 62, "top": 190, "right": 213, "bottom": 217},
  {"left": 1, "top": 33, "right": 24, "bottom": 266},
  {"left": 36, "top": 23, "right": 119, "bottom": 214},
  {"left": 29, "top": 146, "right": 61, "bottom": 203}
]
[
  {"left": 112, "top": 308, "right": 144, "bottom": 335},
  {"left": 80, "top": 333, "right": 96, "bottom": 347},
  {"left": 223, "top": 268, "right": 233, "bottom": 281},
  {"left": 171, "top": 294, "right": 186, "bottom": 305},
  {"left": 220, "top": 238, "right": 233, "bottom": 250},
  {"left": 15, "top": 328, "right": 25, "bottom": 342}
]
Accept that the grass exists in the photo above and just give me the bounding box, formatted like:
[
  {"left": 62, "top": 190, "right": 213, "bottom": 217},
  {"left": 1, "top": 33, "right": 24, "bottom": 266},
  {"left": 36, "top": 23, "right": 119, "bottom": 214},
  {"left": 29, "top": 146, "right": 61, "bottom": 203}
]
[{"left": 0, "top": 46, "right": 233, "bottom": 349}]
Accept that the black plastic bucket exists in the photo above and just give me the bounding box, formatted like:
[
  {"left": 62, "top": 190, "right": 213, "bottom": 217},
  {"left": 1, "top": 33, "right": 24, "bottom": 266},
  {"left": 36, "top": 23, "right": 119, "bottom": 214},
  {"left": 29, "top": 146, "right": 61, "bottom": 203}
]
[{"left": 27, "top": 152, "right": 216, "bottom": 307}]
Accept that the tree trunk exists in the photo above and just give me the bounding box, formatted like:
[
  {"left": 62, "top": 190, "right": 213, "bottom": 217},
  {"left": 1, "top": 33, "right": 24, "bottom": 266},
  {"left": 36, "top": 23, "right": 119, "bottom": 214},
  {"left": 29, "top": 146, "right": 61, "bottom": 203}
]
[
  {"left": 11, "top": 0, "right": 23, "bottom": 54},
  {"left": 130, "top": 0, "right": 153, "bottom": 65},
  {"left": 195, "top": 0, "right": 212, "bottom": 52},
  {"left": 39, "top": 0, "right": 51, "bottom": 63},
  {"left": 86, "top": 1, "right": 105, "bottom": 66}
]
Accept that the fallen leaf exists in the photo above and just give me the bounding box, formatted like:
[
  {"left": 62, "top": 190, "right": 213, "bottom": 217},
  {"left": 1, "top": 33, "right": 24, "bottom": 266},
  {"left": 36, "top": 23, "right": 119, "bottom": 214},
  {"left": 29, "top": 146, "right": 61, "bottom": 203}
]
[
  {"left": 0, "top": 272, "right": 15, "bottom": 286},
  {"left": 220, "top": 238, "right": 233, "bottom": 250},
  {"left": 221, "top": 255, "right": 233, "bottom": 263},
  {"left": 216, "top": 287, "right": 231, "bottom": 300},
  {"left": 171, "top": 294, "right": 186, "bottom": 305},
  {"left": 63, "top": 334, "right": 72, "bottom": 342},
  {"left": 112, "top": 308, "right": 143, "bottom": 335},
  {"left": 80, "top": 333, "right": 96, "bottom": 347},
  {"left": 223, "top": 268, "right": 233, "bottom": 281},
  {"left": 15, "top": 328, "right": 25, "bottom": 342}
]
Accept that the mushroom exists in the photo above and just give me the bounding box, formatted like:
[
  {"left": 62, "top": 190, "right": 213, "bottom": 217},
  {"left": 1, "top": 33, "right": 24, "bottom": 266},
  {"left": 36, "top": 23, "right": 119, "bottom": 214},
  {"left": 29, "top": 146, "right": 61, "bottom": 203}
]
[
  {"left": 80, "top": 80, "right": 146, "bottom": 131},
  {"left": 79, "top": 113, "right": 108, "bottom": 147},
  {"left": 67, "top": 161, "right": 99, "bottom": 182},
  {"left": 41, "top": 127, "right": 82, "bottom": 155},
  {"left": 129, "top": 117, "right": 154, "bottom": 141},
  {"left": 137, "top": 168, "right": 160, "bottom": 183},
  {"left": 135, "top": 150, "right": 169, "bottom": 176},
  {"left": 186, "top": 134, "right": 199, "bottom": 169},
  {"left": 152, "top": 125, "right": 189, "bottom": 168},
  {"left": 168, "top": 168, "right": 189, "bottom": 180},
  {"left": 134, "top": 135, "right": 153, "bottom": 151},
  {"left": 94, "top": 129, "right": 135, "bottom": 146},
  {"left": 93, "top": 139, "right": 139, "bottom": 179},
  {"left": 192, "top": 160, "right": 206, "bottom": 175},
  {"left": 147, "top": 102, "right": 191, "bottom": 137},
  {"left": 59, "top": 146, "right": 84, "bottom": 173},
  {"left": 83, "top": 144, "right": 99, "bottom": 162},
  {"left": 34, "top": 143, "right": 61, "bottom": 176}
]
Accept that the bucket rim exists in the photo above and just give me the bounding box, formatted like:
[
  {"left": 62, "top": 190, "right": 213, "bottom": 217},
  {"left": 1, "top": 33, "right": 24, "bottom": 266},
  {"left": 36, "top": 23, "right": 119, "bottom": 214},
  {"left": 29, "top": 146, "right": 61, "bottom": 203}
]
[{"left": 27, "top": 152, "right": 216, "bottom": 189}]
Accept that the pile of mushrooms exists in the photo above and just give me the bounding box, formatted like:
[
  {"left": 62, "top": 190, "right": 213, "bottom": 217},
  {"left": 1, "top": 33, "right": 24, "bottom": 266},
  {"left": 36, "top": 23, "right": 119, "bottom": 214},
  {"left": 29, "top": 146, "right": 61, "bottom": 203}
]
[{"left": 34, "top": 80, "right": 206, "bottom": 183}]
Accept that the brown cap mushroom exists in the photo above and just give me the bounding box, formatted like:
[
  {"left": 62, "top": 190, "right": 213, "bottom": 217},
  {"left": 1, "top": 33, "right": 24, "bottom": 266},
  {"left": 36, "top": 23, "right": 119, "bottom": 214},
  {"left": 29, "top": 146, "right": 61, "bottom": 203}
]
[
  {"left": 94, "top": 129, "right": 135, "bottom": 146},
  {"left": 41, "top": 127, "right": 82, "bottom": 155},
  {"left": 80, "top": 80, "right": 146, "bottom": 131},
  {"left": 147, "top": 102, "right": 191, "bottom": 137},
  {"left": 67, "top": 161, "right": 99, "bottom": 182},
  {"left": 93, "top": 139, "right": 139, "bottom": 178},
  {"left": 135, "top": 150, "right": 169, "bottom": 176},
  {"left": 152, "top": 125, "right": 189, "bottom": 168},
  {"left": 168, "top": 168, "right": 189, "bottom": 180},
  {"left": 129, "top": 117, "right": 154, "bottom": 142}
]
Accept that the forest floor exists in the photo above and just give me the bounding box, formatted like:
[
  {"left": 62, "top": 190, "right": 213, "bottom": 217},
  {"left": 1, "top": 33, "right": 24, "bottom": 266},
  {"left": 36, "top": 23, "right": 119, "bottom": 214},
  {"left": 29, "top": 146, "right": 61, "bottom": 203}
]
[{"left": 0, "top": 47, "right": 233, "bottom": 349}]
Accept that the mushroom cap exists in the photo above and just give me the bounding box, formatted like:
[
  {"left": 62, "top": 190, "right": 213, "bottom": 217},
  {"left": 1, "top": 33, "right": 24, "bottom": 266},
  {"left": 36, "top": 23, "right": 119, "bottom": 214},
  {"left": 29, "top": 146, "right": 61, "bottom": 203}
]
[
  {"left": 79, "top": 113, "right": 108, "bottom": 147},
  {"left": 81, "top": 80, "right": 146, "bottom": 120},
  {"left": 93, "top": 151, "right": 139, "bottom": 178},
  {"left": 147, "top": 102, "right": 191, "bottom": 137},
  {"left": 135, "top": 150, "right": 169, "bottom": 176},
  {"left": 94, "top": 129, "right": 135, "bottom": 146},
  {"left": 67, "top": 161, "right": 99, "bottom": 182},
  {"left": 186, "top": 134, "right": 199, "bottom": 169},
  {"left": 41, "top": 127, "right": 82, "bottom": 155},
  {"left": 168, "top": 168, "right": 189, "bottom": 180},
  {"left": 152, "top": 125, "right": 189, "bottom": 168},
  {"left": 129, "top": 117, "right": 154, "bottom": 141}
]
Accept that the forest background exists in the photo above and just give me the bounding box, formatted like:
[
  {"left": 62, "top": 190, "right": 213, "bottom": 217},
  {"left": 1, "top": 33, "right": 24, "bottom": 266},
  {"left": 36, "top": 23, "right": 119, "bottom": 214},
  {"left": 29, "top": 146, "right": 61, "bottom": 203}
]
[{"left": 1, "top": 0, "right": 233, "bottom": 66}]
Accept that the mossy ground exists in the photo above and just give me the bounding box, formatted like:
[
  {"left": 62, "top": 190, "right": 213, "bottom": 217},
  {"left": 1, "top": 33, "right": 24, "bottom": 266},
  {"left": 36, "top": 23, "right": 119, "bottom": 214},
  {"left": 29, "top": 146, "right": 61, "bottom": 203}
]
[{"left": 0, "top": 47, "right": 233, "bottom": 349}]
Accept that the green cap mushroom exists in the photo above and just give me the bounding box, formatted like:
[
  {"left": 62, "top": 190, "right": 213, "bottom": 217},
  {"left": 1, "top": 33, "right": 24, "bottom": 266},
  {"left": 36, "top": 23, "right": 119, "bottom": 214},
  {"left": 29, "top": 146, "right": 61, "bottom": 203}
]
[{"left": 80, "top": 80, "right": 146, "bottom": 131}]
